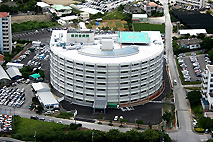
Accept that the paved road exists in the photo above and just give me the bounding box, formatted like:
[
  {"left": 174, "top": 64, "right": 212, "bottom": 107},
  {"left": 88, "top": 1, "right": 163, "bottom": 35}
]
[{"left": 161, "top": 1, "right": 210, "bottom": 141}]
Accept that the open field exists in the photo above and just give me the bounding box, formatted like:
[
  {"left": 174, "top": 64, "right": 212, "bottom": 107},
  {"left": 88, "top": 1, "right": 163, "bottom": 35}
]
[
  {"left": 42, "top": 0, "right": 78, "bottom": 5},
  {"left": 133, "top": 23, "right": 165, "bottom": 33},
  {"left": 11, "top": 15, "right": 51, "bottom": 24},
  {"left": 91, "top": 20, "right": 128, "bottom": 31}
]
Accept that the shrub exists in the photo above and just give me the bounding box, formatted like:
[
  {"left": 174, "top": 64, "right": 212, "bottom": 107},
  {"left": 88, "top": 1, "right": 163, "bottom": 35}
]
[
  {"left": 195, "top": 128, "right": 205, "bottom": 133},
  {"left": 69, "top": 123, "right": 79, "bottom": 130},
  {"left": 108, "top": 123, "right": 113, "bottom": 126},
  {"left": 97, "top": 122, "right": 102, "bottom": 125}
]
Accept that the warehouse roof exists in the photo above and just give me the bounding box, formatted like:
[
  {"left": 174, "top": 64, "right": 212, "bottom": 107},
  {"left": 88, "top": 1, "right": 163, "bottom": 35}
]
[
  {"left": 37, "top": 91, "right": 59, "bottom": 106},
  {"left": 0, "top": 65, "right": 10, "bottom": 80},
  {"left": 6, "top": 67, "right": 22, "bottom": 78},
  {"left": 31, "top": 82, "right": 50, "bottom": 92}
]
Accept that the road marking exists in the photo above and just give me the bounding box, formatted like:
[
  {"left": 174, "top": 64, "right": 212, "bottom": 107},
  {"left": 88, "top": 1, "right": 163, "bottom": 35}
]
[{"left": 199, "top": 135, "right": 208, "bottom": 141}]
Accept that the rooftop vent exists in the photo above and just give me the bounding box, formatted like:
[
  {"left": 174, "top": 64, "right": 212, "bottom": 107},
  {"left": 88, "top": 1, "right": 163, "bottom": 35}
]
[{"left": 102, "top": 39, "right": 113, "bottom": 51}]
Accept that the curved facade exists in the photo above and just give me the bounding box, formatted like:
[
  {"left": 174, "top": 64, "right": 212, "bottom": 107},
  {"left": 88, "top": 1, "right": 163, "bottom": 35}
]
[{"left": 50, "top": 30, "right": 164, "bottom": 106}]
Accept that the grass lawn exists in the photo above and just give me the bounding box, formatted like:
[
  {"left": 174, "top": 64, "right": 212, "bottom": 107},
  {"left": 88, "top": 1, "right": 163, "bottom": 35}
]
[
  {"left": 133, "top": 23, "right": 165, "bottom": 33},
  {"left": 103, "top": 11, "right": 124, "bottom": 20},
  {"left": 108, "top": 21, "right": 113, "bottom": 26},
  {"left": 13, "top": 116, "right": 68, "bottom": 141},
  {"left": 115, "top": 21, "right": 123, "bottom": 28}
]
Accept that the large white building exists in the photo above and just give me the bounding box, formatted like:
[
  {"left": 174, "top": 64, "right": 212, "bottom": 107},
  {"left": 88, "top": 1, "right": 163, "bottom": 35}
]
[
  {"left": 0, "top": 12, "right": 12, "bottom": 54},
  {"left": 201, "top": 65, "right": 213, "bottom": 111},
  {"left": 171, "top": 0, "right": 207, "bottom": 9},
  {"left": 50, "top": 29, "right": 164, "bottom": 108}
]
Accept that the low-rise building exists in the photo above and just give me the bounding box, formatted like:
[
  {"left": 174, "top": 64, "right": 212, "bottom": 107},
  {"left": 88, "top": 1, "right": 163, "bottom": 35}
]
[
  {"left": 178, "top": 29, "right": 207, "bottom": 36},
  {"left": 6, "top": 67, "right": 22, "bottom": 80},
  {"left": 201, "top": 65, "right": 213, "bottom": 111},
  {"left": 50, "top": 4, "right": 72, "bottom": 17},
  {"left": 124, "top": 5, "right": 143, "bottom": 14},
  {"left": 0, "top": 54, "right": 4, "bottom": 65},
  {"left": 179, "top": 38, "right": 202, "bottom": 49},
  {"left": 143, "top": 2, "right": 164, "bottom": 16},
  {"left": 132, "top": 14, "right": 148, "bottom": 22},
  {"left": 57, "top": 15, "right": 78, "bottom": 26},
  {"left": 36, "top": 2, "right": 50, "bottom": 12},
  {"left": 6, "top": 62, "right": 24, "bottom": 69},
  {"left": 80, "top": 12, "right": 89, "bottom": 21},
  {"left": 31, "top": 82, "right": 59, "bottom": 111}
]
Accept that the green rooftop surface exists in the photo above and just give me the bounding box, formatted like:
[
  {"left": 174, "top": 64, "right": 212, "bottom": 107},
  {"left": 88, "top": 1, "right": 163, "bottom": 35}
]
[
  {"left": 119, "top": 32, "right": 150, "bottom": 44},
  {"left": 51, "top": 4, "right": 72, "bottom": 10}
]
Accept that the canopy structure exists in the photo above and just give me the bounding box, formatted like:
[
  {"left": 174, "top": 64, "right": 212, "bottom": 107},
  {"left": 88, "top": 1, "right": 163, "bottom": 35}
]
[
  {"left": 0, "top": 65, "right": 10, "bottom": 80},
  {"left": 6, "top": 67, "right": 22, "bottom": 79},
  {"left": 29, "top": 73, "right": 41, "bottom": 79},
  {"left": 37, "top": 91, "right": 59, "bottom": 108},
  {"left": 93, "top": 99, "right": 107, "bottom": 114},
  {"left": 31, "top": 82, "right": 50, "bottom": 92}
]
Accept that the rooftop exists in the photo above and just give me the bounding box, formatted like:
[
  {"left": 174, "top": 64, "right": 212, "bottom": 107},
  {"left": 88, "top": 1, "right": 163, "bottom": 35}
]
[
  {"left": 207, "top": 65, "right": 213, "bottom": 72},
  {"left": 0, "top": 12, "right": 8, "bottom": 18},
  {"left": 179, "top": 38, "right": 202, "bottom": 45},
  {"left": 148, "top": 2, "right": 157, "bottom": 6},
  {"left": 50, "top": 30, "right": 163, "bottom": 64},
  {"left": 51, "top": 4, "right": 71, "bottom": 10},
  {"left": 119, "top": 32, "right": 150, "bottom": 44},
  {"left": 132, "top": 14, "right": 147, "bottom": 19},
  {"left": 178, "top": 29, "right": 207, "bottom": 35}
]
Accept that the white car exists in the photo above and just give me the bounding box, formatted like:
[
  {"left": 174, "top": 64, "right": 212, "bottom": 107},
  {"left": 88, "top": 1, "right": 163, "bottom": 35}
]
[{"left": 114, "top": 116, "right": 118, "bottom": 121}]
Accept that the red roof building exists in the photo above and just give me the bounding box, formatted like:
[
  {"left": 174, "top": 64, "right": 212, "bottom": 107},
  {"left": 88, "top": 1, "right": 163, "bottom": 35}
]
[{"left": 0, "top": 12, "right": 9, "bottom": 18}]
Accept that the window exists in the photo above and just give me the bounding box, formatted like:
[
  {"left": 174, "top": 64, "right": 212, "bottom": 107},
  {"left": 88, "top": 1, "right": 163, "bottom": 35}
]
[
  {"left": 86, "top": 87, "right": 94, "bottom": 90},
  {"left": 76, "top": 68, "right": 83, "bottom": 72},
  {"left": 120, "top": 88, "right": 128, "bottom": 91},
  {"left": 121, "top": 76, "right": 128, "bottom": 79},
  {"left": 97, "top": 83, "right": 105, "bottom": 85},
  {"left": 121, "top": 65, "right": 129, "bottom": 67},
  {"left": 86, "top": 76, "right": 94, "bottom": 79},
  {"left": 131, "top": 86, "right": 138, "bottom": 89},
  {"left": 86, "top": 64, "right": 94, "bottom": 67},
  {"left": 67, "top": 66, "right": 73, "bottom": 69},
  {"left": 132, "top": 69, "right": 138, "bottom": 72},
  {"left": 86, "top": 34, "right": 89, "bottom": 37},
  {"left": 76, "top": 74, "right": 83, "bottom": 77},
  {"left": 131, "top": 80, "right": 138, "bottom": 83},
  {"left": 141, "top": 84, "right": 146, "bottom": 87},
  {"left": 121, "top": 71, "right": 128, "bottom": 73},
  {"left": 132, "top": 63, "right": 139, "bottom": 66},
  {"left": 75, "top": 34, "right": 78, "bottom": 37},
  {"left": 86, "top": 82, "right": 94, "bottom": 84},
  {"left": 142, "top": 61, "right": 148, "bottom": 64},
  {"left": 67, "top": 83, "right": 73, "bottom": 86},
  {"left": 82, "top": 34, "right": 85, "bottom": 37},
  {"left": 97, "top": 77, "right": 106, "bottom": 79},
  {"left": 97, "top": 65, "right": 106, "bottom": 68},
  {"left": 132, "top": 75, "right": 138, "bottom": 78},
  {"left": 97, "top": 89, "right": 105, "bottom": 91},
  {"left": 76, "top": 62, "right": 83, "bottom": 66},
  {"left": 71, "top": 34, "right": 74, "bottom": 37},
  {"left": 121, "top": 82, "right": 128, "bottom": 85},
  {"left": 76, "top": 86, "right": 83, "bottom": 89},
  {"left": 86, "top": 70, "right": 94, "bottom": 73},
  {"left": 67, "top": 60, "right": 73, "bottom": 63},
  {"left": 79, "top": 35, "right": 82, "bottom": 37},
  {"left": 86, "top": 94, "right": 94, "bottom": 97},
  {"left": 97, "top": 71, "right": 105, "bottom": 74},
  {"left": 120, "top": 94, "right": 128, "bottom": 97},
  {"left": 97, "top": 95, "right": 105, "bottom": 97}
]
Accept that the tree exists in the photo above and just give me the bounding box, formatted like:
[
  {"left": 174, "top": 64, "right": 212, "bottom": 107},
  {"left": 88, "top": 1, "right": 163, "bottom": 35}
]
[
  {"left": 119, "top": 118, "right": 126, "bottom": 127},
  {"left": 200, "top": 36, "right": 213, "bottom": 51},
  {"left": 162, "top": 111, "right": 172, "bottom": 123},
  {"left": 208, "top": 48, "right": 213, "bottom": 63},
  {"left": 136, "top": 119, "right": 143, "bottom": 129},
  {"left": 125, "top": 129, "right": 140, "bottom": 142},
  {"left": 141, "top": 129, "right": 160, "bottom": 142},
  {"left": 197, "top": 33, "right": 205, "bottom": 39},
  {"left": 106, "top": 129, "right": 121, "bottom": 142}
]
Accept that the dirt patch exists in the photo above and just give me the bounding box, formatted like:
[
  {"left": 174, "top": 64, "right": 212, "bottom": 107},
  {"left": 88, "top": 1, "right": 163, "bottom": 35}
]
[
  {"left": 42, "top": 0, "right": 78, "bottom": 5},
  {"left": 11, "top": 15, "right": 51, "bottom": 24},
  {"left": 90, "top": 20, "right": 128, "bottom": 31}
]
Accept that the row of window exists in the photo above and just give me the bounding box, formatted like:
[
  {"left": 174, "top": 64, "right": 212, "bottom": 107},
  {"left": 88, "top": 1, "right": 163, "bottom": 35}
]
[{"left": 71, "top": 34, "right": 90, "bottom": 38}]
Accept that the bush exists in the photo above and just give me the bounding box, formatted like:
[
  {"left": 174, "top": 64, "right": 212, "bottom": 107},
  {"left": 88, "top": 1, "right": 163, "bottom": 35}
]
[
  {"left": 195, "top": 128, "right": 205, "bottom": 133},
  {"left": 97, "top": 122, "right": 102, "bottom": 125},
  {"left": 108, "top": 123, "right": 113, "bottom": 126},
  {"left": 69, "top": 123, "right": 79, "bottom": 130},
  {"left": 56, "top": 112, "right": 73, "bottom": 119}
]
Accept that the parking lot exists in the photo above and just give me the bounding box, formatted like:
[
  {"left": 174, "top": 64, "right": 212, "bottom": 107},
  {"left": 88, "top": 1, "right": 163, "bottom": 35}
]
[
  {"left": 0, "top": 84, "right": 28, "bottom": 109},
  {"left": 178, "top": 52, "right": 210, "bottom": 81},
  {"left": 0, "top": 114, "right": 13, "bottom": 132}
]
